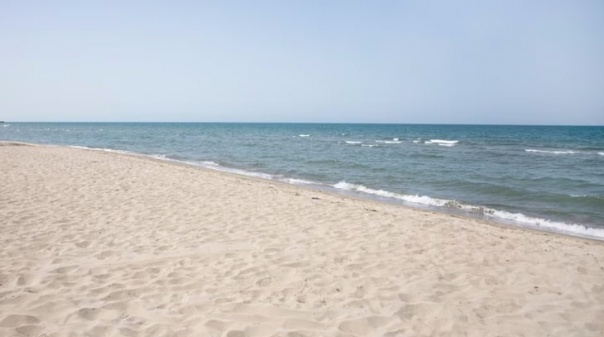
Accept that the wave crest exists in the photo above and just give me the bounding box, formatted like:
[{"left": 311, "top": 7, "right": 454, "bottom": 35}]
[
  {"left": 525, "top": 149, "right": 577, "bottom": 155},
  {"left": 425, "top": 139, "right": 459, "bottom": 146},
  {"left": 375, "top": 138, "right": 402, "bottom": 144},
  {"left": 332, "top": 181, "right": 604, "bottom": 240}
]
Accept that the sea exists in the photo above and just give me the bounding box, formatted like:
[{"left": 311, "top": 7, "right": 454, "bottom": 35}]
[{"left": 2, "top": 122, "right": 604, "bottom": 240}]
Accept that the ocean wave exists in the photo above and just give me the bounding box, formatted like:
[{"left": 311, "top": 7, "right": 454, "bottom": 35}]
[
  {"left": 569, "top": 194, "right": 604, "bottom": 203},
  {"left": 164, "top": 158, "right": 272, "bottom": 179},
  {"left": 69, "top": 145, "right": 135, "bottom": 155},
  {"left": 66, "top": 145, "right": 604, "bottom": 240},
  {"left": 333, "top": 181, "right": 451, "bottom": 207},
  {"left": 282, "top": 178, "right": 316, "bottom": 185},
  {"left": 130, "top": 151, "right": 276, "bottom": 181},
  {"left": 375, "top": 138, "right": 402, "bottom": 144},
  {"left": 204, "top": 165, "right": 274, "bottom": 180},
  {"left": 599, "top": 152, "right": 604, "bottom": 156},
  {"left": 487, "top": 210, "right": 604, "bottom": 239},
  {"left": 362, "top": 144, "right": 378, "bottom": 147},
  {"left": 154, "top": 155, "right": 314, "bottom": 185},
  {"left": 345, "top": 141, "right": 362, "bottom": 144},
  {"left": 525, "top": 149, "right": 577, "bottom": 155},
  {"left": 332, "top": 181, "right": 604, "bottom": 240},
  {"left": 201, "top": 161, "right": 220, "bottom": 167},
  {"left": 424, "top": 139, "right": 459, "bottom": 146},
  {"left": 299, "top": 134, "right": 310, "bottom": 137}
]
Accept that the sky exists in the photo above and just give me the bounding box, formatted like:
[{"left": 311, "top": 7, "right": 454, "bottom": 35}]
[{"left": 1, "top": 1, "right": 603, "bottom": 124}]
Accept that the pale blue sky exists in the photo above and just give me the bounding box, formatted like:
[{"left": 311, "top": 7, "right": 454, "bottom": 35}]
[{"left": 1, "top": 1, "right": 603, "bottom": 124}]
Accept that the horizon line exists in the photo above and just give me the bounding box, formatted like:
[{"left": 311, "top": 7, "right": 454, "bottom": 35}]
[{"left": 3, "top": 121, "right": 603, "bottom": 127}]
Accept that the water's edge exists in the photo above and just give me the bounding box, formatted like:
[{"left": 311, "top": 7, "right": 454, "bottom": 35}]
[
  {"left": 59, "top": 142, "right": 604, "bottom": 241},
  {"left": 3, "top": 122, "right": 603, "bottom": 241}
]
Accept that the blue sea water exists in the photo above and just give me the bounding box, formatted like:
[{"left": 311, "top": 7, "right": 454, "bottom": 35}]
[{"left": 2, "top": 122, "right": 604, "bottom": 239}]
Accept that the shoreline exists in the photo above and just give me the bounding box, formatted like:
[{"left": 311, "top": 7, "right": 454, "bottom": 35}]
[
  {"left": 12, "top": 140, "right": 604, "bottom": 242},
  {"left": 101, "top": 147, "right": 604, "bottom": 243},
  {"left": 1, "top": 142, "right": 603, "bottom": 336}
]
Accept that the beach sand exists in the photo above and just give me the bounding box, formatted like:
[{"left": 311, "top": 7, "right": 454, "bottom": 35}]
[{"left": 1, "top": 142, "right": 603, "bottom": 337}]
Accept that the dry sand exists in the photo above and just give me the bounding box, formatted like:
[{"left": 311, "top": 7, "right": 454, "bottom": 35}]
[{"left": 1, "top": 142, "right": 603, "bottom": 337}]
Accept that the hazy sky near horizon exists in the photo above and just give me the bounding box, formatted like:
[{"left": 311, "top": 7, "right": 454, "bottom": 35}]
[{"left": 1, "top": 1, "right": 603, "bottom": 124}]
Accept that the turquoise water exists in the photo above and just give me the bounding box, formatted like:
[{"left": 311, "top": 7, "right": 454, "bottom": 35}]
[{"left": 2, "top": 122, "right": 604, "bottom": 239}]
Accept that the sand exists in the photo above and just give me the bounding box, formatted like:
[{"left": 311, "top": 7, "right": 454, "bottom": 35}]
[{"left": 1, "top": 142, "right": 603, "bottom": 337}]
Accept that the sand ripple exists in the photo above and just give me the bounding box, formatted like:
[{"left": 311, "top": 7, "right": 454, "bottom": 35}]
[{"left": 1, "top": 143, "right": 603, "bottom": 336}]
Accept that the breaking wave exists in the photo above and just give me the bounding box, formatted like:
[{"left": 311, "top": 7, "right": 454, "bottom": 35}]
[
  {"left": 332, "top": 181, "right": 604, "bottom": 240},
  {"left": 525, "top": 149, "right": 577, "bottom": 155},
  {"left": 68, "top": 145, "right": 135, "bottom": 155},
  {"left": 375, "top": 138, "right": 402, "bottom": 144},
  {"left": 425, "top": 139, "right": 459, "bottom": 147}
]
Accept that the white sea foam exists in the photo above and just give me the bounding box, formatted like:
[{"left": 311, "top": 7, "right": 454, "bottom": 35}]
[
  {"left": 283, "top": 178, "right": 316, "bottom": 185},
  {"left": 206, "top": 166, "right": 274, "bottom": 180},
  {"left": 486, "top": 210, "right": 604, "bottom": 239},
  {"left": 333, "top": 181, "right": 450, "bottom": 207},
  {"left": 299, "top": 134, "right": 310, "bottom": 137},
  {"left": 97, "top": 148, "right": 133, "bottom": 155},
  {"left": 598, "top": 152, "right": 604, "bottom": 156},
  {"left": 525, "top": 149, "right": 577, "bottom": 155},
  {"left": 69, "top": 145, "right": 277, "bottom": 184},
  {"left": 332, "top": 181, "right": 604, "bottom": 240},
  {"left": 412, "top": 139, "right": 421, "bottom": 143},
  {"left": 186, "top": 159, "right": 313, "bottom": 185},
  {"left": 201, "top": 161, "right": 220, "bottom": 167},
  {"left": 425, "top": 139, "right": 459, "bottom": 146},
  {"left": 569, "top": 194, "right": 603, "bottom": 200},
  {"left": 362, "top": 144, "right": 377, "bottom": 147},
  {"left": 375, "top": 139, "right": 402, "bottom": 144},
  {"left": 64, "top": 144, "right": 604, "bottom": 240},
  {"left": 345, "top": 141, "right": 362, "bottom": 144},
  {"left": 69, "top": 145, "right": 134, "bottom": 156}
]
